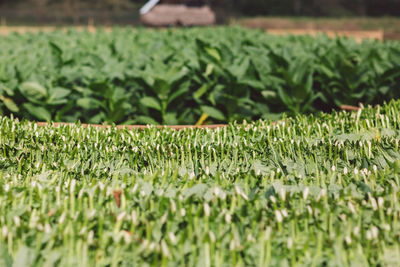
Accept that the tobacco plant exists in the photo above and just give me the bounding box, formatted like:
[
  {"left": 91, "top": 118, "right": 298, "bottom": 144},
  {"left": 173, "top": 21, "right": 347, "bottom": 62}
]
[
  {"left": 0, "top": 27, "right": 400, "bottom": 124},
  {"left": 1, "top": 100, "right": 400, "bottom": 265}
]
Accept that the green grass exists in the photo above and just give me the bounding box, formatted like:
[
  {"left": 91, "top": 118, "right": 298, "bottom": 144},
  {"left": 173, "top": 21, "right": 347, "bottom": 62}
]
[{"left": 1, "top": 100, "right": 400, "bottom": 266}]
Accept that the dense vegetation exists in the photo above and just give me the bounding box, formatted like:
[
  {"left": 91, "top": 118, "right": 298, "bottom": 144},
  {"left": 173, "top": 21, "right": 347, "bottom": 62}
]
[
  {"left": 0, "top": 27, "right": 400, "bottom": 125},
  {"left": 2, "top": 0, "right": 400, "bottom": 18},
  {"left": 1, "top": 100, "right": 400, "bottom": 265}
]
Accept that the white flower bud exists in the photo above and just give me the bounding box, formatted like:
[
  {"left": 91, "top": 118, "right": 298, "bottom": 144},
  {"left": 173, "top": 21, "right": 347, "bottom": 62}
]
[
  {"left": 88, "top": 209, "right": 96, "bottom": 219},
  {"left": 366, "top": 230, "right": 372, "bottom": 240},
  {"left": 279, "top": 188, "right": 286, "bottom": 201},
  {"left": 371, "top": 226, "right": 379, "bottom": 239},
  {"left": 168, "top": 232, "right": 177, "bottom": 244},
  {"left": 235, "top": 185, "right": 249, "bottom": 200},
  {"left": 131, "top": 210, "right": 138, "bottom": 225},
  {"left": 117, "top": 212, "right": 126, "bottom": 222},
  {"left": 209, "top": 231, "right": 216, "bottom": 243},
  {"left": 204, "top": 203, "right": 211, "bottom": 217},
  {"left": 247, "top": 234, "right": 255, "bottom": 242},
  {"left": 88, "top": 230, "right": 94, "bottom": 244},
  {"left": 58, "top": 212, "right": 66, "bottom": 224},
  {"left": 265, "top": 226, "right": 272, "bottom": 240},
  {"left": 79, "top": 226, "right": 87, "bottom": 236},
  {"left": 70, "top": 179, "right": 76, "bottom": 194},
  {"left": 303, "top": 187, "right": 310, "bottom": 200},
  {"left": 383, "top": 224, "right": 391, "bottom": 231},
  {"left": 348, "top": 202, "right": 356, "bottom": 213},
  {"left": 13, "top": 216, "right": 21, "bottom": 227},
  {"left": 377, "top": 197, "right": 384, "bottom": 208},
  {"left": 2, "top": 226, "right": 8, "bottom": 237},
  {"left": 353, "top": 226, "right": 360, "bottom": 236},
  {"left": 282, "top": 209, "right": 288, "bottom": 217},
  {"left": 161, "top": 240, "right": 170, "bottom": 258},
  {"left": 170, "top": 199, "right": 176, "bottom": 213},
  {"left": 370, "top": 197, "right": 378, "bottom": 211},
  {"left": 275, "top": 210, "right": 283, "bottom": 223},
  {"left": 317, "top": 188, "right": 327, "bottom": 201},
  {"left": 225, "top": 213, "right": 232, "bottom": 224},
  {"left": 131, "top": 183, "right": 138, "bottom": 193},
  {"left": 37, "top": 223, "right": 44, "bottom": 231},
  {"left": 387, "top": 208, "right": 392, "bottom": 215},
  {"left": 44, "top": 223, "right": 51, "bottom": 234},
  {"left": 180, "top": 208, "right": 186, "bottom": 217},
  {"left": 120, "top": 231, "right": 131, "bottom": 244},
  {"left": 229, "top": 240, "right": 236, "bottom": 251},
  {"left": 287, "top": 237, "right": 293, "bottom": 249},
  {"left": 214, "top": 187, "right": 221, "bottom": 197},
  {"left": 343, "top": 167, "right": 348, "bottom": 175},
  {"left": 307, "top": 205, "right": 313, "bottom": 215}
]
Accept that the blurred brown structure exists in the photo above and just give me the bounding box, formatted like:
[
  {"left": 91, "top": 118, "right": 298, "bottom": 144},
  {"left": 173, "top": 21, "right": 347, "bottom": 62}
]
[{"left": 140, "top": 0, "right": 215, "bottom": 26}]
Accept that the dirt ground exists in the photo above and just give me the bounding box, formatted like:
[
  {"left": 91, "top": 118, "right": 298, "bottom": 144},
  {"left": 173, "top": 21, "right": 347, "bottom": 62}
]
[
  {"left": 265, "top": 29, "right": 383, "bottom": 42},
  {"left": 0, "top": 26, "right": 114, "bottom": 35},
  {"left": 235, "top": 17, "right": 400, "bottom": 40}
]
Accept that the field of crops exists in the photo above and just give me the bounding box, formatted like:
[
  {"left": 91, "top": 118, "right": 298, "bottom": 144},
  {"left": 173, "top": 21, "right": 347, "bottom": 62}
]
[
  {"left": 1, "top": 99, "right": 400, "bottom": 266},
  {"left": 0, "top": 27, "right": 400, "bottom": 124}
]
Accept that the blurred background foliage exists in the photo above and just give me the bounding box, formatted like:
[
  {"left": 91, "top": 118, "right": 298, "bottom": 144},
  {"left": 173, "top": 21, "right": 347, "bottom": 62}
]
[{"left": 0, "top": 0, "right": 399, "bottom": 25}]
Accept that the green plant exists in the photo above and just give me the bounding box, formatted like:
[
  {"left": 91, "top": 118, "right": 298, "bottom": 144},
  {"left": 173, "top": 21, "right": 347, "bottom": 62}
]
[
  {"left": 1, "top": 100, "right": 400, "bottom": 265},
  {"left": 0, "top": 27, "right": 400, "bottom": 124}
]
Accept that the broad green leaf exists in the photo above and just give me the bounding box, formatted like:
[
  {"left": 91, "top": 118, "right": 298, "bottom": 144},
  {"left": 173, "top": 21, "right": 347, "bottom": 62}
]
[
  {"left": 49, "top": 41, "right": 63, "bottom": 67},
  {"left": 164, "top": 112, "right": 178, "bottom": 125},
  {"left": 135, "top": 115, "right": 159, "bottom": 125},
  {"left": 261, "top": 90, "right": 277, "bottom": 99},
  {"left": 193, "top": 84, "right": 209, "bottom": 100},
  {"left": 1, "top": 97, "right": 19, "bottom": 112},
  {"left": 49, "top": 87, "right": 71, "bottom": 100},
  {"left": 47, "top": 87, "right": 71, "bottom": 105},
  {"left": 140, "top": 97, "right": 162, "bottom": 111},
  {"left": 76, "top": 98, "right": 103, "bottom": 110},
  {"left": 200, "top": 106, "right": 225, "bottom": 121},
  {"left": 204, "top": 64, "right": 214, "bottom": 77},
  {"left": 204, "top": 47, "right": 221, "bottom": 62},
  {"left": 167, "top": 81, "right": 190, "bottom": 104},
  {"left": 20, "top": 82, "right": 47, "bottom": 101},
  {"left": 23, "top": 103, "right": 51, "bottom": 121}
]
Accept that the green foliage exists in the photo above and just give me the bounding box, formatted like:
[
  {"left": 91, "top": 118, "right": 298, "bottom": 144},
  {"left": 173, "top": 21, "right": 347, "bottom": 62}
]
[
  {"left": 1, "top": 100, "right": 400, "bottom": 265},
  {"left": 0, "top": 27, "right": 400, "bottom": 124}
]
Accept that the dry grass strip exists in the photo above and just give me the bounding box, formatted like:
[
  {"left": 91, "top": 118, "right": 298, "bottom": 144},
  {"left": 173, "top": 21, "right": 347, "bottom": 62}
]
[{"left": 36, "top": 122, "right": 227, "bottom": 130}]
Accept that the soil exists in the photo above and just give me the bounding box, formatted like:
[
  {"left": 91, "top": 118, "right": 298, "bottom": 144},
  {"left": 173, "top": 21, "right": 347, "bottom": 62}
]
[
  {"left": 0, "top": 26, "right": 112, "bottom": 35},
  {"left": 265, "top": 29, "right": 383, "bottom": 42},
  {"left": 36, "top": 122, "right": 227, "bottom": 130},
  {"left": 236, "top": 17, "right": 400, "bottom": 40}
]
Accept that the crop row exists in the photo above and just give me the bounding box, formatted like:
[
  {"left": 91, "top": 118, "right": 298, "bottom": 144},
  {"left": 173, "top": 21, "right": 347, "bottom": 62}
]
[
  {"left": 1, "top": 100, "right": 400, "bottom": 265},
  {"left": 0, "top": 27, "right": 399, "bottom": 124}
]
